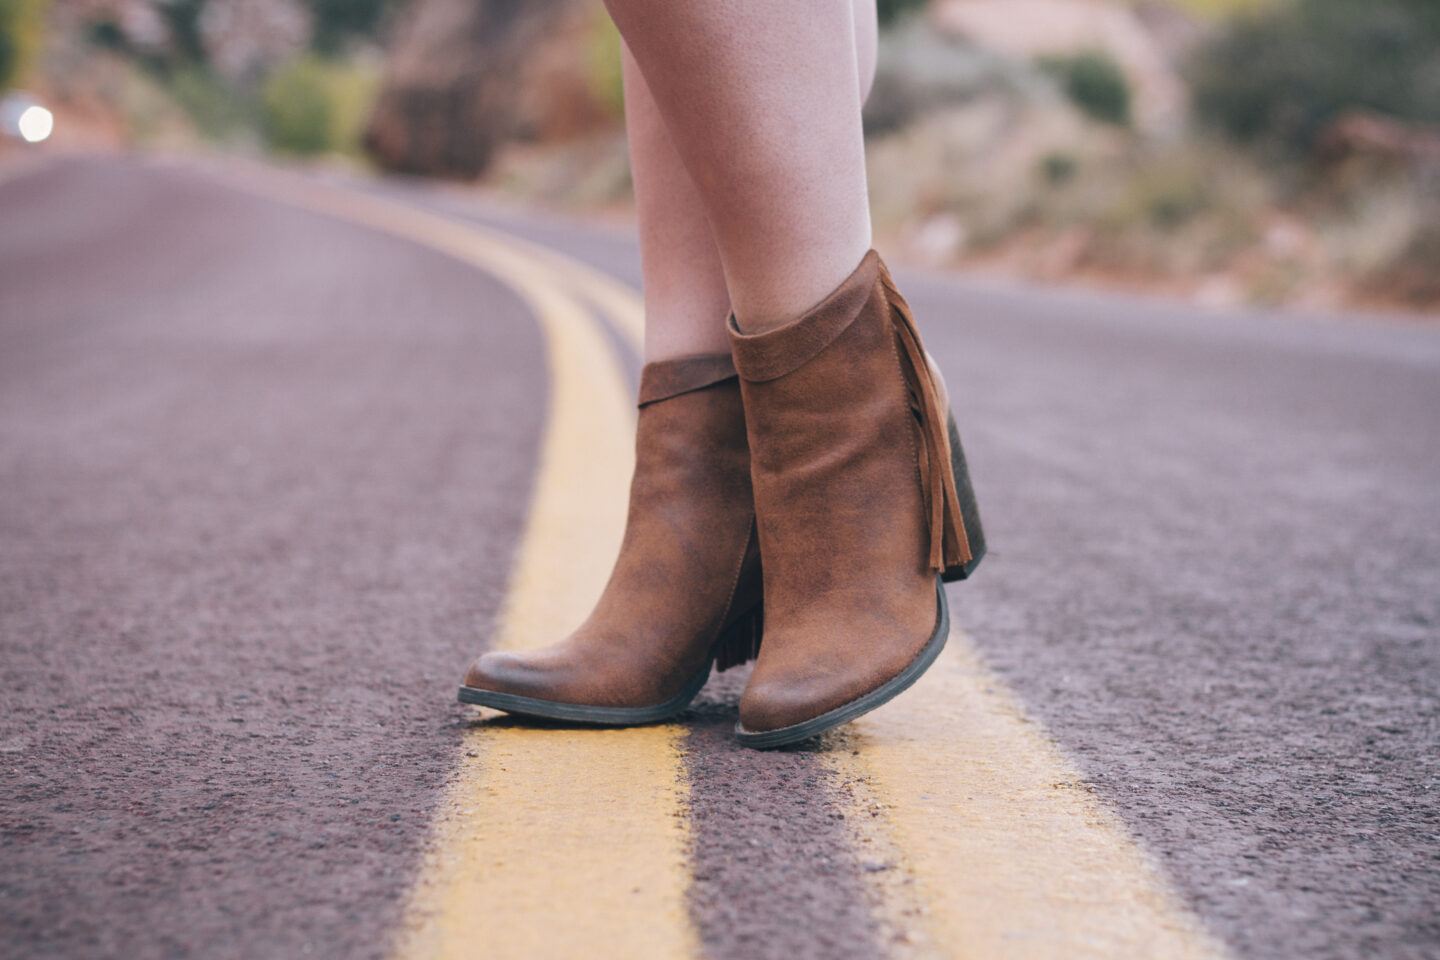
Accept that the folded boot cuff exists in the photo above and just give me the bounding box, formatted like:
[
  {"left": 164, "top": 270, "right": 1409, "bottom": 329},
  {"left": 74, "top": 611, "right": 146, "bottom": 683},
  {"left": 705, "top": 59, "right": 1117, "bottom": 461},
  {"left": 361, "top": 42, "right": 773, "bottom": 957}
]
[
  {"left": 637, "top": 352, "right": 739, "bottom": 407},
  {"left": 727, "top": 250, "right": 881, "bottom": 382}
]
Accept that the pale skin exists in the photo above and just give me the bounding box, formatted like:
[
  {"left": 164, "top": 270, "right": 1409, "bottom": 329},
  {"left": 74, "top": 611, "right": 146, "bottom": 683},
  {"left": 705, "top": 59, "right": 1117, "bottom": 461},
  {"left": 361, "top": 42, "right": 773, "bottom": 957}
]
[{"left": 611, "top": 0, "right": 880, "bottom": 357}]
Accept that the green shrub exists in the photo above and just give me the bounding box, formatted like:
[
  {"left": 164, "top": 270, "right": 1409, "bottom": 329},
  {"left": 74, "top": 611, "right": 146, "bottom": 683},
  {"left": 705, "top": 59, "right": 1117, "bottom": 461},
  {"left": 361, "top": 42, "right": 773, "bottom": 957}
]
[
  {"left": 878, "top": 0, "right": 930, "bottom": 28},
  {"left": 305, "top": 0, "right": 399, "bottom": 56},
  {"left": 154, "top": 0, "right": 206, "bottom": 65},
  {"left": 85, "top": 16, "right": 124, "bottom": 52},
  {"left": 169, "top": 66, "right": 249, "bottom": 139},
  {"left": 262, "top": 56, "right": 378, "bottom": 156},
  {"left": 1040, "top": 151, "right": 1079, "bottom": 186},
  {"left": 263, "top": 59, "right": 332, "bottom": 154},
  {"left": 1162, "top": 0, "right": 1271, "bottom": 18},
  {"left": 586, "top": 7, "right": 624, "bottom": 121},
  {"left": 1190, "top": 0, "right": 1440, "bottom": 154},
  {"left": 0, "top": 0, "right": 47, "bottom": 90},
  {"left": 1039, "top": 51, "right": 1131, "bottom": 126},
  {"left": 1139, "top": 169, "right": 1213, "bottom": 230}
]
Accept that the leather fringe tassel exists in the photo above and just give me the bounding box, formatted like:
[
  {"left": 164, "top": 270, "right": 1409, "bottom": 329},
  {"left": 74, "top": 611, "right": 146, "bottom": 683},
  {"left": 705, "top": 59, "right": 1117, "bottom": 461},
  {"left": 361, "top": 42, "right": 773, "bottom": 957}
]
[
  {"left": 715, "top": 603, "right": 764, "bottom": 673},
  {"left": 878, "top": 262, "right": 974, "bottom": 572}
]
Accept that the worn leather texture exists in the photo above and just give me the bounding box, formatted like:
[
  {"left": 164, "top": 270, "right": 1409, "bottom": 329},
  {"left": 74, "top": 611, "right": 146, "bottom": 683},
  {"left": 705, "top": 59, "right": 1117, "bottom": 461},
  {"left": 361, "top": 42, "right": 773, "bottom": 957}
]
[
  {"left": 463, "top": 353, "right": 759, "bottom": 708},
  {"left": 637, "top": 353, "right": 738, "bottom": 406},
  {"left": 729, "top": 251, "right": 952, "bottom": 733}
]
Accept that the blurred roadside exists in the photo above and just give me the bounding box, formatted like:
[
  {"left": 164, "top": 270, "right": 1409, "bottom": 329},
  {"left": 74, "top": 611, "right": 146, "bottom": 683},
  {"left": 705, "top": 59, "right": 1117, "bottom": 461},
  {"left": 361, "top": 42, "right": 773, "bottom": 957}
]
[{"left": 2, "top": 0, "right": 1437, "bottom": 314}]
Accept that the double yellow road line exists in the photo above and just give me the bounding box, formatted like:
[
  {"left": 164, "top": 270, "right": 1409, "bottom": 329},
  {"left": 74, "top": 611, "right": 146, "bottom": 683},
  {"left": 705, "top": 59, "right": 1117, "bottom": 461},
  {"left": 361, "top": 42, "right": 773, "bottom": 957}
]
[{"left": 216, "top": 164, "right": 1226, "bottom": 960}]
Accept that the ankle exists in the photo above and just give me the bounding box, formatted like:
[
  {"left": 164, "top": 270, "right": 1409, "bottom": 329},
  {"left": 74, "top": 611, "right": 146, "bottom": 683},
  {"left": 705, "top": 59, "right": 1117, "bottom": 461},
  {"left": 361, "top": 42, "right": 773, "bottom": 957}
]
[
  {"left": 728, "top": 236, "right": 873, "bottom": 335},
  {"left": 642, "top": 318, "right": 732, "bottom": 364}
]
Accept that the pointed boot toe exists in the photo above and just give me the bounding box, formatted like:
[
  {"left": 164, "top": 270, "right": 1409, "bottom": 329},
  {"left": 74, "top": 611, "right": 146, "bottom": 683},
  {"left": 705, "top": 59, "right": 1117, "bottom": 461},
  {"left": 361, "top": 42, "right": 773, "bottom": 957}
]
[
  {"left": 737, "top": 674, "right": 830, "bottom": 736},
  {"left": 462, "top": 650, "right": 543, "bottom": 697}
]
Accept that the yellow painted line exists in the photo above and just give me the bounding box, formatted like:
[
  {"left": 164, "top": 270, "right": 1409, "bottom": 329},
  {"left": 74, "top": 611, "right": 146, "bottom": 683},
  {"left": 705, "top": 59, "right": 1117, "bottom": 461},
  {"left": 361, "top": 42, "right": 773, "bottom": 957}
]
[
  {"left": 416, "top": 208, "right": 646, "bottom": 352},
  {"left": 827, "top": 627, "right": 1229, "bottom": 959},
  {"left": 207, "top": 163, "right": 697, "bottom": 960},
  {"left": 418, "top": 183, "right": 646, "bottom": 351}
]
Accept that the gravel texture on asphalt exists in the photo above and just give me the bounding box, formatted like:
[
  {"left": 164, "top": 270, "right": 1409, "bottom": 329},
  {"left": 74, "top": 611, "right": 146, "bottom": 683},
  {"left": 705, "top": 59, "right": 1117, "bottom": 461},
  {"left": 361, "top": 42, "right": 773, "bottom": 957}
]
[
  {"left": 0, "top": 158, "right": 544, "bottom": 959},
  {"left": 682, "top": 668, "right": 886, "bottom": 960}
]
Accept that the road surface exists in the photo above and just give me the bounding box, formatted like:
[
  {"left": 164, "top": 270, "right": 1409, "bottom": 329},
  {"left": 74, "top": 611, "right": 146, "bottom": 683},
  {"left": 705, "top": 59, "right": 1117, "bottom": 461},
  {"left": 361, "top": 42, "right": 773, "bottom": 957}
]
[{"left": 1, "top": 155, "right": 1437, "bottom": 960}]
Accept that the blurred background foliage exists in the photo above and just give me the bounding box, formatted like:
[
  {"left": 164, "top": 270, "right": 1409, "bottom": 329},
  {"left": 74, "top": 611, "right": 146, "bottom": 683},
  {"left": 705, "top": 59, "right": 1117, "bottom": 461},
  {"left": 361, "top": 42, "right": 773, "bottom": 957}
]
[
  {"left": 1039, "top": 51, "right": 1132, "bottom": 126},
  {"left": 1191, "top": 0, "right": 1440, "bottom": 152},
  {"left": 262, "top": 55, "right": 377, "bottom": 155},
  {"left": 879, "top": 0, "right": 931, "bottom": 28},
  {"left": 0, "top": 0, "right": 48, "bottom": 90},
  {"left": 4, "top": 0, "right": 1437, "bottom": 311},
  {"left": 22, "top": 0, "right": 396, "bottom": 155}
]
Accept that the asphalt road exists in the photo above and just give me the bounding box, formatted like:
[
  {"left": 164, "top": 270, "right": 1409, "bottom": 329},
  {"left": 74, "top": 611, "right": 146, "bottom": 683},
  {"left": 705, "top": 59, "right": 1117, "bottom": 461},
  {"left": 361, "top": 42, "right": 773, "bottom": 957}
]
[
  {"left": 2, "top": 155, "right": 1437, "bottom": 960},
  {"left": 0, "top": 157, "right": 545, "bottom": 958}
]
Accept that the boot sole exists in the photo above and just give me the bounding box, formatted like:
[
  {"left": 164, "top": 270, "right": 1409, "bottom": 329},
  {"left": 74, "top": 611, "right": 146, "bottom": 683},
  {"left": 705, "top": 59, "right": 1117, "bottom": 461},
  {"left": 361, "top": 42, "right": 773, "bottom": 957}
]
[
  {"left": 453, "top": 602, "right": 766, "bottom": 725},
  {"left": 733, "top": 578, "right": 951, "bottom": 749},
  {"left": 457, "top": 657, "right": 713, "bottom": 725}
]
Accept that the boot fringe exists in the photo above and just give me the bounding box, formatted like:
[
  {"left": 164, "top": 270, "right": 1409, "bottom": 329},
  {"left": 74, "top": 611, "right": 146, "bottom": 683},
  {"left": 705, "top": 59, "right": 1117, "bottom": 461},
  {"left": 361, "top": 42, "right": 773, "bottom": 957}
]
[
  {"left": 879, "top": 261, "right": 974, "bottom": 572},
  {"left": 714, "top": 603, "right": 764, "bottom": 672}
]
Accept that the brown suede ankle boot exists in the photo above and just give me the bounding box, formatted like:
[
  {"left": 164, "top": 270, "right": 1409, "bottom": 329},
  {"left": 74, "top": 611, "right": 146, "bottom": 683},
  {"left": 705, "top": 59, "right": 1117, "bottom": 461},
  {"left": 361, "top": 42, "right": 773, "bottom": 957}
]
[
  {"left": 728, "top": 250, "right": 985, "bottom": 748},
  {"left": 458, "top": 353, "right": 763, "bottom": 724}
]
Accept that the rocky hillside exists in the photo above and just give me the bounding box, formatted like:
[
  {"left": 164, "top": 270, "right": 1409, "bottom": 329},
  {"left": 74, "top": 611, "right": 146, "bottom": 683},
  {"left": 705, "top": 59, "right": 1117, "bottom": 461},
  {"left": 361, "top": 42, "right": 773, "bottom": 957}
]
[{"left": 363, "top": 0, "right": 616, "bottom": 178}]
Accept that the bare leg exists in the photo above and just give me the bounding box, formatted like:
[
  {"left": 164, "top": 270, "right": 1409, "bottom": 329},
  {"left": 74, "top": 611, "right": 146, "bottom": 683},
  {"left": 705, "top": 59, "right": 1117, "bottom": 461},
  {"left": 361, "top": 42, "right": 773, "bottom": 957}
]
[
  {"left": 623, "top": 42, "right": 732, "bottom": 362},
  {"left": 614, "top": 0, "right": 878, "bottom": 335}
]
